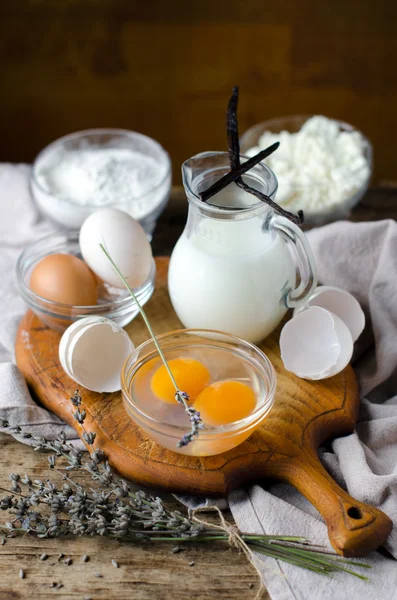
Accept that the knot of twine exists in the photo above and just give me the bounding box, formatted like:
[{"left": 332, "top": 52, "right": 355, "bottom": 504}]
[{"left": 191, "top": 506, "right": 265, "bottom": 600}]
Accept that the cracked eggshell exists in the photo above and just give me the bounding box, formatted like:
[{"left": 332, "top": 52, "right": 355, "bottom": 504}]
[
  {"left": 294, "top": 285, "right": 365, "bottom": 342},
  {"left": 280, "top": 306, "right": 353, "bottom": 380},
  {"left": 59, "top": 317, "right": 104, "bottom": 379},
  {"left": 318, "top": 311, "right": 354, "bottom": 378},
  {"left": 59, "top": 316, "right": 134, "bottom": 393}
]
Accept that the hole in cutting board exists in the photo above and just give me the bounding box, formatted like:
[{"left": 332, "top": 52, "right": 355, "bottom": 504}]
[{"left": 347, "top": 506, "right": 362, "bottom": 520}]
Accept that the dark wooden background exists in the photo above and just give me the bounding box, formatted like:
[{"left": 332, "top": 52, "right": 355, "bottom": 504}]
[{"left": 0, "top": 0, "right": 396, "bottom": 184}]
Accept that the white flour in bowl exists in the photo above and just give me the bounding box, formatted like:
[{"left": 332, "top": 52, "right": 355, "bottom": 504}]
[
  {"left": 33, "top": 145, "right": 171, "bottom": 230},
  {"left": 36, "top": 147, "right": 167, "bottom": 212}
]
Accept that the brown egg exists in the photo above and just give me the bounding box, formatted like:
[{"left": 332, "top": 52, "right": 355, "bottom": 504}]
[{"left": 30, "top": 253, "right": 98, "bottom": 306}]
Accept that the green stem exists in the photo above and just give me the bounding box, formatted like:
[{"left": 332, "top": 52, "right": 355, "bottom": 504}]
[
  {"left": 249, "top": 541, "right": 370, "bottom": 580},
  {"left": 99, "top": 244, "right": 178, "bottom": 390},
  {"left": 99, "top": 244, "right": 187, "bottom": 408},
  {"left": 244, "top": 534, "right": 309, "bottom": 543},
  {"left": 133, "top": 534, "right": 369, "bottom": 579},
  {"left": 254, "top": 545, "right": 334, "bottom": 574},
  {"left": 145, "top": 535, "right": 231, "bottom": 542}
]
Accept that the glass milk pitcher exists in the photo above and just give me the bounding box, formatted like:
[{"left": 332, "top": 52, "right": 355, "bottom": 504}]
[{"left": 168, "top": 152, "right": 317, "bottom": 343}]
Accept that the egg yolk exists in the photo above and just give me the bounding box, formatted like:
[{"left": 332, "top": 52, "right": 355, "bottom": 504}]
[
  {"left": 151, "top": 358, "right": 210, "bottom": 404},
  {"left": 193, "top": 380, "right": 256, "bottom": 426}
]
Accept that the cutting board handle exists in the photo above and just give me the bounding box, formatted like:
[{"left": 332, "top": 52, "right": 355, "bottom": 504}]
[{"left": 287, "top": 449, "right": 392, "bottom": 557}]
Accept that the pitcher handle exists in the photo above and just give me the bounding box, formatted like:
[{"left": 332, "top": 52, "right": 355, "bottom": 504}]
[{"left": 268, "top": 213, "right": 317, "bottom": 308}]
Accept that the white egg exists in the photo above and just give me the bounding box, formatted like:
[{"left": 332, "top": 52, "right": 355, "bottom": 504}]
[{"left": 79, "top": 208, "right": 153, "bottom": 289}]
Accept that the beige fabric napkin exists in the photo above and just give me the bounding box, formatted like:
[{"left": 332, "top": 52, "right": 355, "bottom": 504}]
[
  {"left": 0, "top": 164, "right": 81, "bottom": 445},
  {"left": 182, "top": 218, "right": 397, "bottom": 599},
  {"left": 1, "top": 164, "right": 396, "bottom": 598}
]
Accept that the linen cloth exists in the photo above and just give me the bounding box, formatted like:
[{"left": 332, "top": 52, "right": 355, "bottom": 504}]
[
  {"left": 0, "top": 164, "right": 81, "bottom": 445},
  {"left": 1, "top": 164, "right": 397, "bottom": 599}
]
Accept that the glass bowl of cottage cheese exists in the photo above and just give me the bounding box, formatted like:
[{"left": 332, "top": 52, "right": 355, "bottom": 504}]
[
  {"left": 31, "top": 129, "right": 172, "bottom": 235},
  {"left": 240, "top": 115, "right": 372, "bottom": 226}
]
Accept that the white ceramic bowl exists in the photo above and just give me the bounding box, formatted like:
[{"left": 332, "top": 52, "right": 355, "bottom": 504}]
[
  {"left": 240, "top": 115, "right": 372, "bottom": 226},
  {"left": 31, "top": 128, "right": 172, "bottom": 235}
]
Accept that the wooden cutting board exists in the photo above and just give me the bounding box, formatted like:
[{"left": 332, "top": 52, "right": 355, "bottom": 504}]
[{"left": 15, "top": 257, "right": 392, "bottom": 557}]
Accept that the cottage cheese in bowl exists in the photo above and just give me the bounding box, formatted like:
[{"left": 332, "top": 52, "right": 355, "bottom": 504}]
[{"left": 240, "top": 115, "right": 372, "bottom": 224}]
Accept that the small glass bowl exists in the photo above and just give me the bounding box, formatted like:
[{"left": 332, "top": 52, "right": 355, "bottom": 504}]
[
  {"left": 240, "top": 115, "right": 372, "bottom": 226},
  {"left": 30, "top": 128, "right": 172, "bottom": 236},
  {"left": 16, "top": 230, "right": 155, "bottom": 332},
  {"left": 121, "top": 329, "right": 276, "bottom": 457}
]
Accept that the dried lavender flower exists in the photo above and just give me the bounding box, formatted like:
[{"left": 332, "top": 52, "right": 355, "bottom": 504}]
[
  {"left": 40, "top": 553, "right": 48, "bottom": 561},
  {"left": 100, "top": 244, "right": 204, "bottom": 448},
  {"left": 175, "top": 394, "right": 203, "bottom": 448},
  {"left": 70, "top": 391, "right": 82, "bottom": 407},
  {"left": 73, "top": 409, "right": 86, "bottom": 424},
  {"left": 19, "top": 568, "right": 25, "bottom": 579},
  {"left": 82, "top": 432, "right": 96, "bottom": 445},
  {"left": 11, "top": 481, "right": 21, "bottom": 494},
  {"left": 111, "top": 559, "right": 119, "bottom": 568},
  {"left": 0, "top": 396, "right": 371, "bottom": 583}
]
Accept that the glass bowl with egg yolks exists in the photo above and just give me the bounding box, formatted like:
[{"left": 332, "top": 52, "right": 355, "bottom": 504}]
[
  {"left": 16, "top": 230, "right": 155, "bottom": 332},
  {"left": 121, "top": 329, "right": 276, "bottom": 456}
]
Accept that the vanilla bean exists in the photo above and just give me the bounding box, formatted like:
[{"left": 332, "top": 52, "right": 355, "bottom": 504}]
[
  {"left": 236, "top": 178, "right": 304, "bottom": 225},
  {"left": 199, "top": 143, "right": 279, "bottom": 203},
  {"left": 200, "top": 86, "right": 304, "bottom": 225},
  {"left": 227, "top": 86, "right": 240, "bottom": 170}
]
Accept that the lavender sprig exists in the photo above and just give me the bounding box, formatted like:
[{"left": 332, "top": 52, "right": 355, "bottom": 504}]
[
  {"left": 173, "top": 390, "right": 203, "bottom": 447},
  {"left": 176, "top": 398, "right": 204, "bottom": 448},
  {"left": 0, "top": 400, "right": 371, "bottom": 581},
  {"left": 99, "top": 243, "right": 203, "bottom": 448}
]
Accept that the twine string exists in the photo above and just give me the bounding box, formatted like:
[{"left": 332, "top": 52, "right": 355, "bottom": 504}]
[{"left": 192, "top": 506, "right": 266, "bottom": 600}]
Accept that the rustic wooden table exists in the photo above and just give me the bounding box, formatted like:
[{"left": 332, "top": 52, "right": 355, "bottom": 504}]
[
  {"left": 1, "top": 186, "right": 396, "bottom": 600},
  {"left": 0, "top": 433, "right": 260, "bottom": 600}
]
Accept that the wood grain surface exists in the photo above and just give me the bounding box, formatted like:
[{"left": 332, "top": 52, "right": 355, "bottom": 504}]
[
  {"left": 15, "top": 259, "right": 392, "bottom": 557},
  {"left": 0, "top": 433, "right": 263, "bottom": 600}
]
